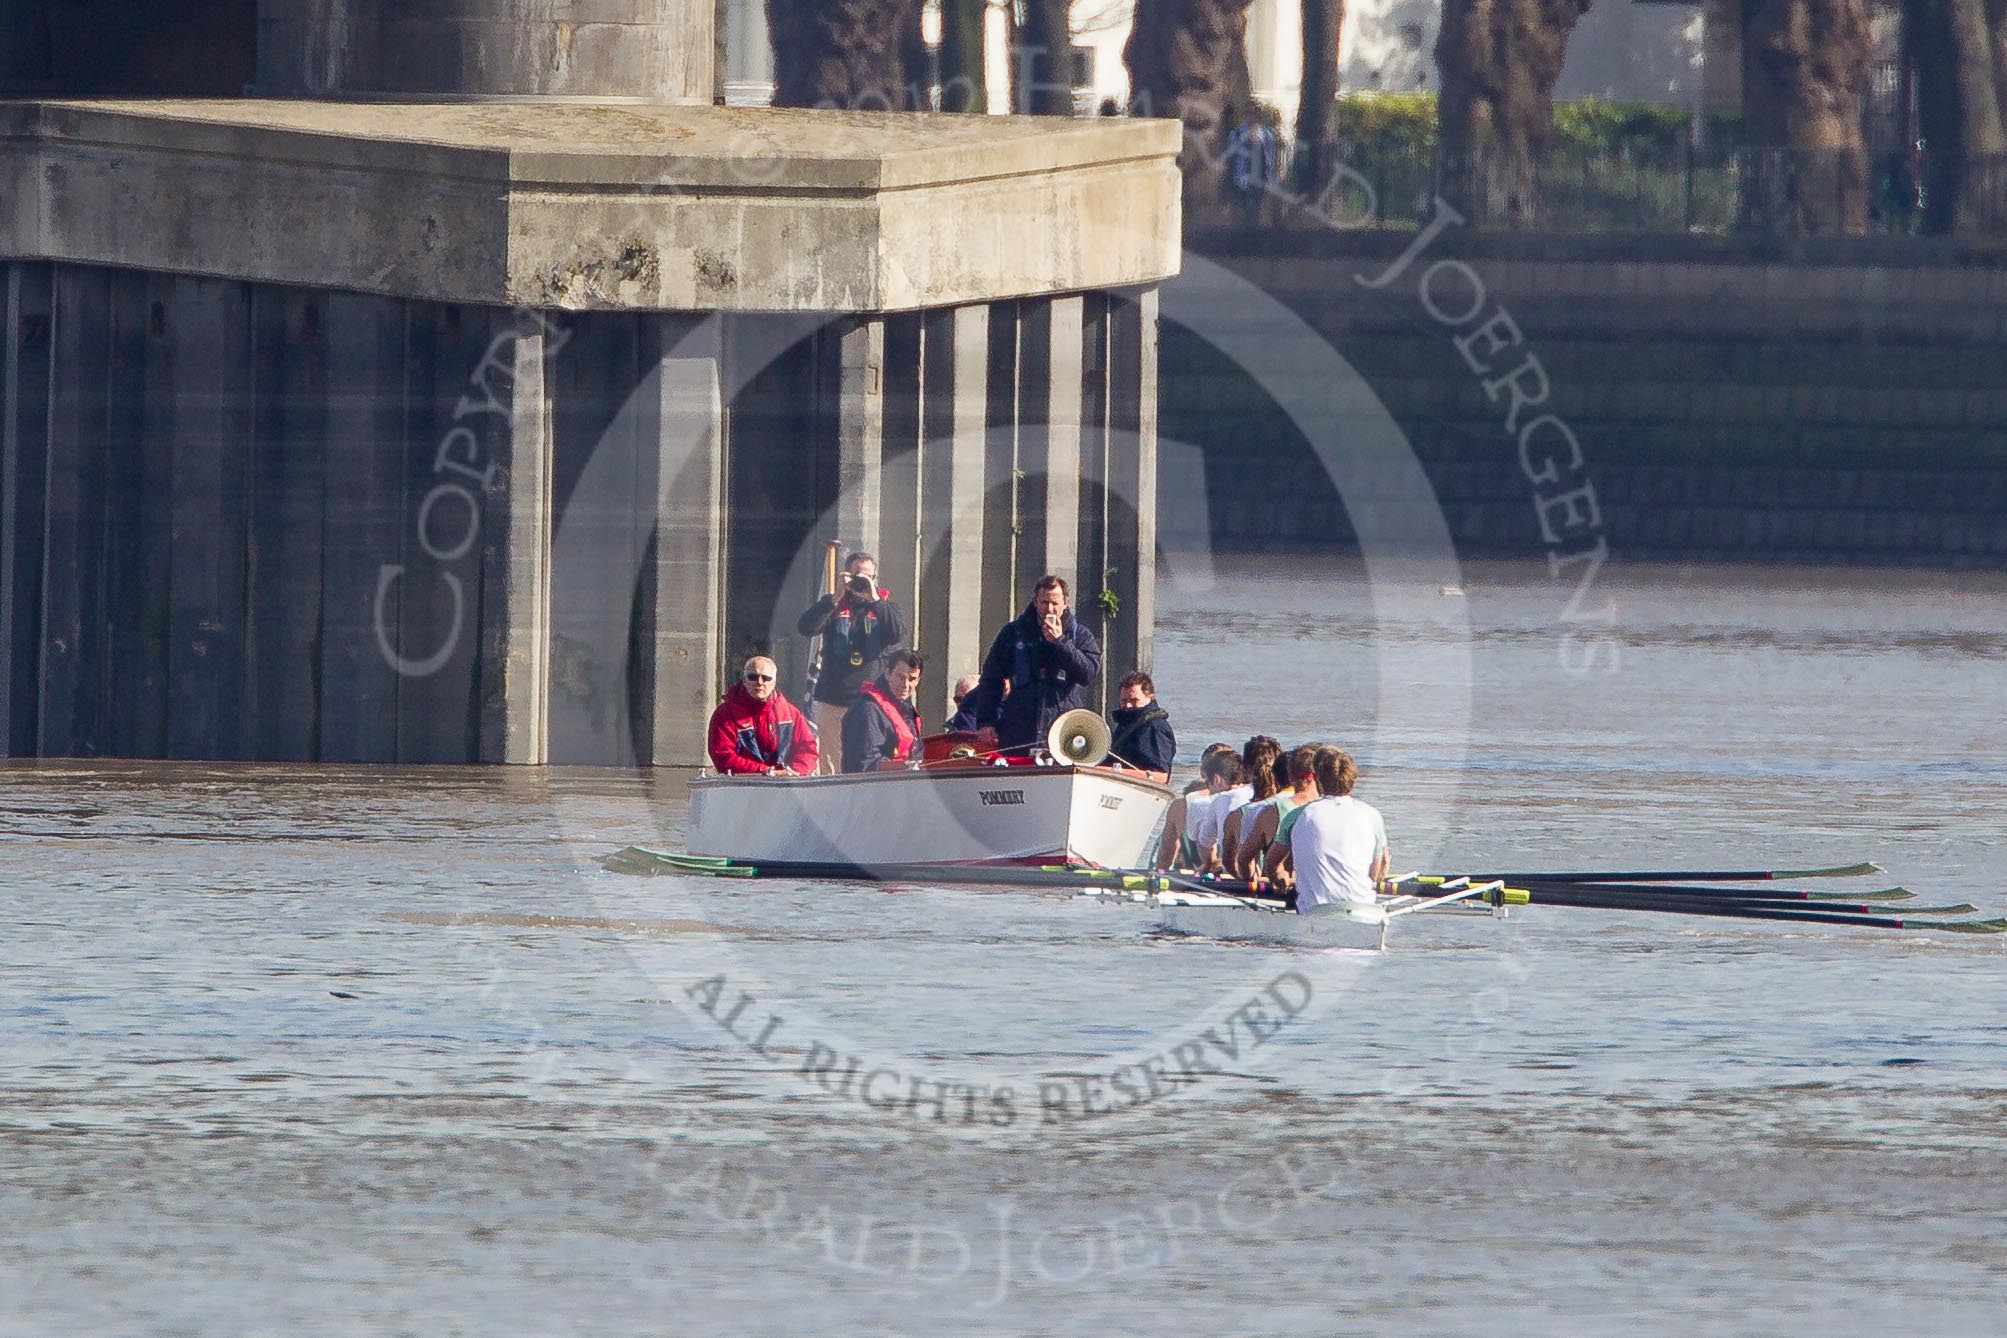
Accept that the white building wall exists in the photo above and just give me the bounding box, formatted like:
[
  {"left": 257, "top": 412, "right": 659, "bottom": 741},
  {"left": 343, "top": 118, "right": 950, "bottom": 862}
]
[
  {"left": 719, "top": 0, "right": 1704, "bottom": 120},
  {"left": 1340, "top": 0, "right": 1438, "bottom": 95},
  {"left": 1551, "top": 0, "right": 1704, "bottom": 103}
]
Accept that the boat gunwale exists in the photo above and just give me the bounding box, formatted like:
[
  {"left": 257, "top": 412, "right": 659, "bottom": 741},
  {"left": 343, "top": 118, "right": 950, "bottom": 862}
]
[{"left": 689, "top": 763, "right": 1174, "bottom": 802}]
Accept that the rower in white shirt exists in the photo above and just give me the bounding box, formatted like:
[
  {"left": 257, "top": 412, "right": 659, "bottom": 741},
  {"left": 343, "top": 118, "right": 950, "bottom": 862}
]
[
  {"left": 1282, "top": 746, "right": 1391, "bottom": 909},
  {"left": 1181, "top": 748, "right": 1249, "bottom": 872}
]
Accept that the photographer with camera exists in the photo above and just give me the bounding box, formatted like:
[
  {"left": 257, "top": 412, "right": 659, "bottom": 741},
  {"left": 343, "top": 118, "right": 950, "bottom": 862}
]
[{"left": 795, "top": 551, "right": 907, "bottom": 772}]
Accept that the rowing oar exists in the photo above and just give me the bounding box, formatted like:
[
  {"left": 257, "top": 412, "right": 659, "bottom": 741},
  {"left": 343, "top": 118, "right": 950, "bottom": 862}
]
[
  {"left": 1432, "top": 876, "right": 1923, "bottom": 905},
  {"left": 1485, "top": 884, "right": 2004, "bottom": 934},
  {"left": 1495, "top": 886, "right": 1976, "bottom": 916},
  {"left": 603, "top": 848, "right": 1169, "bottom": 892},
  {"left": 1129, "top": 869, "right": 1290, "bottom": 902},
  {"left": 602, "top": 848, "right": 756, "bottom": 877},
  {"left": 1469, "top": 861, "right": 1882, "bottom": 884}
]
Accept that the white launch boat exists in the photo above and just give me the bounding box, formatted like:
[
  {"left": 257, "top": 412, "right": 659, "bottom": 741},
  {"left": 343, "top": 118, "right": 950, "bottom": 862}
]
[{"left": 686, "top": 761, "right": 1173, "bottom": 869}]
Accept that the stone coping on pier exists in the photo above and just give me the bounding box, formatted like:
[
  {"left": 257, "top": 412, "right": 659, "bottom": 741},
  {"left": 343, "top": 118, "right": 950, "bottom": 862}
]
[{"left": 1, "top": 100, "right": 1181, "bottom": 311}]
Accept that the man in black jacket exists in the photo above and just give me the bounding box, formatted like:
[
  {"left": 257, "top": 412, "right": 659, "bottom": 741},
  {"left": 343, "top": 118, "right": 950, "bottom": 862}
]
[
  {"left": 960, "top": 575, "right": 1102, "bottom": 752},
  {"left": 1105, "top": 671, "right": 1175, "bottom": 780},
  {"left": 796, "top": 551, "right": 906, "bottom": 771}
]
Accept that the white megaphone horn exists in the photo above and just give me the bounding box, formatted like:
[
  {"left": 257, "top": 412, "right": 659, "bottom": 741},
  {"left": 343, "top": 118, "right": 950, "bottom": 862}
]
[{"left": 1046, "top": 709, "right": 1112, "bottom": 767}]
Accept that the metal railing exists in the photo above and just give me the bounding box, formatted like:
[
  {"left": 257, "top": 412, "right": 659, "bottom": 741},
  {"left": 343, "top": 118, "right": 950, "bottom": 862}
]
[{"left": 1283, "top": 141, "right": 2007, "bottom": 238}]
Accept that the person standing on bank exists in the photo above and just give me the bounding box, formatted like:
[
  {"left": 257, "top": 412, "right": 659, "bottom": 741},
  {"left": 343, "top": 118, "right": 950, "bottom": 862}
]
[
  {"left": 843, "top": 649, "right": 925, "bottom": 772},
  {"left": 1104, "top": 672, "right": 1175, "bottom": 781},
  {"left": 1222, "top": 105, "right": 1280, "bottom": 227},
  {"left": 961, "top": 575, "right": 1102, "bottom": 752},
  {"left": 706, "top": 655, "right": 819, "bottom": 776},
  {"left": 796, "top": 551, "right": 906, "bottom": 772}
]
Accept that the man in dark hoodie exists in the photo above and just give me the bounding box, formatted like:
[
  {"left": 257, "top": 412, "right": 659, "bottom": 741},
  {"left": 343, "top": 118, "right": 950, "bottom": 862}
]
[
  {"left": 1104, "top": 671, "right": 1175, "bottom": 780},
  {"left": 961, "top": 575, "right": 1102, "bottom": 752}
]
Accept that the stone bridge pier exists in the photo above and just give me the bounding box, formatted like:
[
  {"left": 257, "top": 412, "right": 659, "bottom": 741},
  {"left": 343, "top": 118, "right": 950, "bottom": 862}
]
[{"left": 0, "top": 66, "right": 1178, "bottom": 764}]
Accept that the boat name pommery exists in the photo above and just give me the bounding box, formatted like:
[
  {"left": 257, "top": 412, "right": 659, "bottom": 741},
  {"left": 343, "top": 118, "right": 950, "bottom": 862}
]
[
  {"left": 977, "top": 789, "right": 1026, "bottom": 806},
  {"left": 682, "top": 969, "right": 1314, "bottom": 1125}
]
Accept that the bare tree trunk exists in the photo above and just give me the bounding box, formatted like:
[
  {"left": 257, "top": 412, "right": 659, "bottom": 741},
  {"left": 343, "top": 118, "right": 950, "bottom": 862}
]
[
  {"left": 1433, "top": 0, "right": 1595, "bottom": 226},
  {"left": 1949, "top": 0, "right": 2007, "bottom": 231},
  {"left": 1904, "top": 0, "right": 2007, "bottom": 234},
  {"left": 1991, "top": 0, "right": 2007, "bottom": 115},
  {"left": 1126, "top": 0, "right": 1259, "bottom": 219},
  {"left": 900, "top": 0, "right": 932, "bottom": 109},
  {"left": 1295, "top": 0, "right": 1345, "bottom": 194},
  {"left": 1017, "top": 0, "right": 1074, "bottom": 113},
  {"left": 1739, "top": 0, "right": 1871, "bottom": 235},
  {"left": 939, "top": 0, "right": 989, "bottom": 112},
  {"left": 768, "top": 0, "right": 924, "bottom": 109}
]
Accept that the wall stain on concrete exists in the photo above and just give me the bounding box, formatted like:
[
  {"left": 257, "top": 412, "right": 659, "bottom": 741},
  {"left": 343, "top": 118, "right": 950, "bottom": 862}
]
[{"left": 535, "top": 236, "right": 662, "bottom": 307}]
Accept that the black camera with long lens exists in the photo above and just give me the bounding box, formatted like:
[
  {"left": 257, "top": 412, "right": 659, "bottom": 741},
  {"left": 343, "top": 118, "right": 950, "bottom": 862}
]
[{"left": 847, "top": 573, "right": 875, "bottom": 598}]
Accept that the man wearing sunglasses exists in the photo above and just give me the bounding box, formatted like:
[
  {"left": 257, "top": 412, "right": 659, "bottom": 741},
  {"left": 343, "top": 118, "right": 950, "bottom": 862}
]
[{"left": 706, "top": 655, "right": 819, "bottom": 776}]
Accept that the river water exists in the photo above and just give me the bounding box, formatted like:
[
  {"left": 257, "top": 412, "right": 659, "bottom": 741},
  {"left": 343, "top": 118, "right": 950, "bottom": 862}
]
[{"left": 4, "top": 559, "right": 2004, "bottom": 1336}]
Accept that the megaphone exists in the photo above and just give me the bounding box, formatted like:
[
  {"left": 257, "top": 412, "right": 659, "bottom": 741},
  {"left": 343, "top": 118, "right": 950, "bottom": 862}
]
[{"left": 1046, "top": 709, "right": 1112, "bottom": 767}]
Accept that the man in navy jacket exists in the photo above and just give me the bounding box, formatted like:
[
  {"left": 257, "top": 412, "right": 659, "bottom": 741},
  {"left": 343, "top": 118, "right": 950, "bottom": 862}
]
[
  {"left": 1105, "top": 671, "right": 1175, "bottom": 780},
  {"left": 961, "top": 575, "right": 1102, "bottom": 752}
]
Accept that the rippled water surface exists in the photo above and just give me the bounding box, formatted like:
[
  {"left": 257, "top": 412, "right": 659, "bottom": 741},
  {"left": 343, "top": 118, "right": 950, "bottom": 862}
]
[{"left": 5, "top": 560, "right": 2005, "bottom": 1336}]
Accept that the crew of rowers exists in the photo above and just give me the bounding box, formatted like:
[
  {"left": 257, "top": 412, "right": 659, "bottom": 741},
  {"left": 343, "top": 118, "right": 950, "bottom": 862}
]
[
  {"left": 1154, "top": 735, "right": 1391, "bottom": 910},
  {"left": 707, "top": 554, "right": 1175, "bottom": 779}
]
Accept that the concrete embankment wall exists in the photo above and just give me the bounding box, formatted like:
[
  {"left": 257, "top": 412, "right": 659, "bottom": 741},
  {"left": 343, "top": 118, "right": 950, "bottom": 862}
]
[
  {"left": 0, "top": 256, "right": 1160, "bottom": 765},
  {"left": 0, "top": 259, "right": 716, "bottom": 765},
  {"left": 1164, "top": 232, "right": 2007, "bottom": 568}
]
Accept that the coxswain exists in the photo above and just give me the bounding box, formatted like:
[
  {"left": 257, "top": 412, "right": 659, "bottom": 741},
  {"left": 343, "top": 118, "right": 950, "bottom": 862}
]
[
  {"left": 706, "top": 655, "right": 819, "bottom": 776},
  {"left": 1280, "top": 747, "right": 1390, "bottom": 909},
  {"left": 1246, "top": 743, "right": 1320, "bottom": 883},
  {"left": 959, "top": 575, "right": 1102, "bottom": 751},
  {"left": 796, "top": 551, "right": 907, "bottom": 772},
  {"left": 842, "top": 649, "right": 925, "bottom": 772},
  {"left": 1218, "top": 735, "right": 1280, "bottom": 873},
  {"left": 1104, "top": 672, "right": 1176, "bottom": 781}
]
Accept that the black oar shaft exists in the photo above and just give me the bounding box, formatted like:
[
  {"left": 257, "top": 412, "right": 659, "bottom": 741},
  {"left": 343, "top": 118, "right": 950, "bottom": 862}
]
[
  {"left": 1476, "top": 862, "right": 1877, "bottom": 884},
  {"left": 739, "top": 858, "right": 1160, "bottom": 892},
  {"left": 1507, "top": 880, "right": 1910, "bottom": 905},
  {"left": 1501, "top": 887, "right": 1920, "bottom": 930}
]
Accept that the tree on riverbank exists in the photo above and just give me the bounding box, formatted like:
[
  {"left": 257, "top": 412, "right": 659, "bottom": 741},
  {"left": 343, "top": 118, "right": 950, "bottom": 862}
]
[
  {"left": 1294, "top": 0, "right": 1345, "bottom": 195},
  {"left": 934, "top": 0, "right": 989, "bottom": 112},
  {"left": 1018, "top": 0, "right": 1077, "bottom": 112},
  {"left": 1904, "top": 0, "right": 2007, "bottom": 235},
  {"left": 1432, "top": 0, "right": 1596, "bottom": 225},
  {"left": 1737, "top": 0, "right": 1872, "bottom": 235},
  {"left": 768, "top": 0, "right": 923, "bottom": 108},
  {"left": 1125, "top": 0, "right": 1258, "bottom": 218}
]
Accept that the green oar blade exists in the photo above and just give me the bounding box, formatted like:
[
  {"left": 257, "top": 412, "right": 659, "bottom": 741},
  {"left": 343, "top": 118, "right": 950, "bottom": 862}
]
[
  {"left": 1777, "top": 862, "right": 1885, "bottom": 880},
  {"left": 601, "top": 848, "right": 756, "bottom": 876},
  {"left": 1928, "top": 918, "right": 2007, "bottom": 935}
]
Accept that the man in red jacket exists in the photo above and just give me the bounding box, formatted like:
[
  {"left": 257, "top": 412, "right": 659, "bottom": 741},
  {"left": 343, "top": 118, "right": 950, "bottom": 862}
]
[{"left": 707, "top": 655, "right": 819, "bottom": 775}]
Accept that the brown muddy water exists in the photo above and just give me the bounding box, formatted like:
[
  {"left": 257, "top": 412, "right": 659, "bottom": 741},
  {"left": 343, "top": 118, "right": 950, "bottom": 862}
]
[{"left": 3, "top": 559, "right": 2004, "bottom": 1336}]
